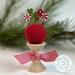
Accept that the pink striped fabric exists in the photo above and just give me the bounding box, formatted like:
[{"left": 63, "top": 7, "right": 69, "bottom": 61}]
[{"left": 14, "top": 50, "right": 58, "bottom": 65}]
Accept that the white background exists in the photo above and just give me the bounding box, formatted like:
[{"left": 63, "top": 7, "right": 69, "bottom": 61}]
[{"left": 0, "top": 46, "right": 75, "bottom": 75}]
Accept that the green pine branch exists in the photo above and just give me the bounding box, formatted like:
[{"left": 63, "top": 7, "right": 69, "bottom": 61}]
[
  {"left": 0, "top": 25, "right": 26, "bottom": 47},
  {"left": 40, "top": 0, "right": 65, "bottom": 19},
  {"left": 2, "top": 0, "right": 16, "bottom": 24},
  {"left": 46, "top": 21, "right": 75, "bottom": 43},
  {"left": 0, "top": 0, "right": 75, "bottom": 48}
]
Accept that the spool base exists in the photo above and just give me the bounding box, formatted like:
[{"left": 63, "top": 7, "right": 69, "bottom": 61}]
[
  {"left": 26, "top": 42, "right": 46, "bottom": 73},
  {"left": 27, "top": 60, "right": 46, "bottom": 73}
]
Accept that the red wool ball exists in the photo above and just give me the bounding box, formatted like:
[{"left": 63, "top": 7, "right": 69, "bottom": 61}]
[
  {"left": 37, "top": 9, "right": 44, "bottom": 16},
  {"left": 25, "top": 24, "right": 47, "bottom": 44}
]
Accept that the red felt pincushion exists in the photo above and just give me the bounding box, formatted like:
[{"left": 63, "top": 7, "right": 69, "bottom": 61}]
[{"left": 25, "top": 24, "right": 47, "bottom": 44}]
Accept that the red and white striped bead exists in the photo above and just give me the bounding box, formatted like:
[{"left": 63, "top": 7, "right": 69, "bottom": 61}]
[
  {"left": 24, "top": 14, "right": 31, "bottom": 21},
  {"left": 41, "top": 13, "right": 48, "bottom": 21}
]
